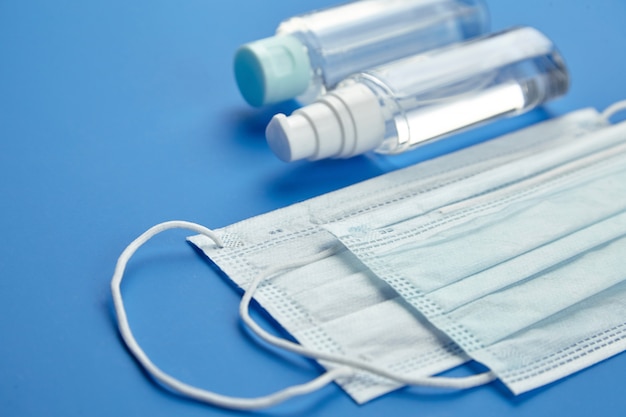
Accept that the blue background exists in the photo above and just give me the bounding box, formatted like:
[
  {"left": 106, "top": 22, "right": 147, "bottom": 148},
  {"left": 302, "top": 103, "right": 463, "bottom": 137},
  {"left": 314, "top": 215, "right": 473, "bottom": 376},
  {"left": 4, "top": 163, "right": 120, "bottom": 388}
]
[{"left": 1, "top": 1, "right": 625, "bottom": 415}]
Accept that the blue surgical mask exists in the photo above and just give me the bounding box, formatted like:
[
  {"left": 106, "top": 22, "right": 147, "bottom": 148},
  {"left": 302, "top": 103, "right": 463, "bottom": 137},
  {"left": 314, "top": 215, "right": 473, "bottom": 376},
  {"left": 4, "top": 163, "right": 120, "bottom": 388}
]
[
  {"left": 111, "top": 104, "right": 623, "bottom": 409},
  {"left": 324, "top": 103, "right": 626, "bottom": 395}
]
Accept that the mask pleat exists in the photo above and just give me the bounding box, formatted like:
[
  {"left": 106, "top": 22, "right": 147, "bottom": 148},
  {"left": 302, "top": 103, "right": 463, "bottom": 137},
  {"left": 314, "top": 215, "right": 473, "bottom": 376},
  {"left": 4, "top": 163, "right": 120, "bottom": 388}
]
[
  {"left": 430, "top": 209, "right": 626, "bottom": 313},
  {"left": 449, "top": 234, "right": 626, "bottom": 346},
  {"left": 385, "top": 161, "right": 626, "bottom": 296},
  {"left": 478, "top": 280, "right": 626, "bottom": 394},
  {"left": 288, "top": 268, "right": 398, "bottom": 323}
]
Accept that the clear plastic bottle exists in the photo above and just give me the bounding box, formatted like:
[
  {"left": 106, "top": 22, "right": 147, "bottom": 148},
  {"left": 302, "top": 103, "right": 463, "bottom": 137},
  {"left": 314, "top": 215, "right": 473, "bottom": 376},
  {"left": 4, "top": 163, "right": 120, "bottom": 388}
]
[
  {"left": 265, "top": 27, "right": 570, "bottom": 162},
  {"left": 234, "top": 0, "right": 489, "bottom": 107}
]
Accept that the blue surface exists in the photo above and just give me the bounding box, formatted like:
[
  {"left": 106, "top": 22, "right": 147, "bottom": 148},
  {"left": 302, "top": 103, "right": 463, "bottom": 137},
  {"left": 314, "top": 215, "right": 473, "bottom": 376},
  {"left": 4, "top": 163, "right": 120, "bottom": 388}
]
[{"left": 1, "top": 1, "right": 625, "bottom": 416}]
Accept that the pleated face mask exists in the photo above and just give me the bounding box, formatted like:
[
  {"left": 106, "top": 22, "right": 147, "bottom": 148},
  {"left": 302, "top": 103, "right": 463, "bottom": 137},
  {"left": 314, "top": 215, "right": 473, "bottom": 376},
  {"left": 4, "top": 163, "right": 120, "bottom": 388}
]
[
  {"left": 110, "top": 103, "right": 625, "bottom": 410},
  {"left": 323, "top": 102, "right": 626, "bottom": 395}
]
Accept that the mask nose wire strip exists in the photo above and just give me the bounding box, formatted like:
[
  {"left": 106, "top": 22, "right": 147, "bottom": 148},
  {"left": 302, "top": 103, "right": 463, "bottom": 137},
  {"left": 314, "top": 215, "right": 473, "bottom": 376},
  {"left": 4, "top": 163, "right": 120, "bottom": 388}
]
[
  {"left": 601, "top": 100, "right": 626, "bottom": 122},
  {"left": 111, "top": 221, "right": 495, "bottom": 410}
]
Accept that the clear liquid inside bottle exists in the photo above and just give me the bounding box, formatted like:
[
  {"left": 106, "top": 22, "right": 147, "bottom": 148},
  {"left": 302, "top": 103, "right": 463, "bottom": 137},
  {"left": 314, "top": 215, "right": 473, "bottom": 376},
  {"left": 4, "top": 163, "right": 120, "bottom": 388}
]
[
  {"left": 278, "top": 0, "right": 489, "bottom": 104},
  {"left": 343, "top": 27, "right": 569, "bottom": 154}
]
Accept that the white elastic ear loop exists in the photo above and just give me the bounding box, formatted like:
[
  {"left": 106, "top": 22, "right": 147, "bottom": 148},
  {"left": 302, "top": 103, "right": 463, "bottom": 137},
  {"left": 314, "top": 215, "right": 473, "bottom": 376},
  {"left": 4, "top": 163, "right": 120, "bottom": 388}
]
[
  {"left": 111, "top": 221, "right": 353, "bottom": 410},
  {"left": 239, "top": 248, "right": 496, "bottom": 390},
  {"left": 601, "top": 100, "right": 626, "bottom": 122}
]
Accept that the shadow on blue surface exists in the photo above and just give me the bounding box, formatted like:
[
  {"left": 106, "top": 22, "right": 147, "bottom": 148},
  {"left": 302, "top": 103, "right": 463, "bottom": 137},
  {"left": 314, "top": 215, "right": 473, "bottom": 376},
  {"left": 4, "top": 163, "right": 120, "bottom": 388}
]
[{"left": 224, "top": 100, "right": 302, "bottom": 150}]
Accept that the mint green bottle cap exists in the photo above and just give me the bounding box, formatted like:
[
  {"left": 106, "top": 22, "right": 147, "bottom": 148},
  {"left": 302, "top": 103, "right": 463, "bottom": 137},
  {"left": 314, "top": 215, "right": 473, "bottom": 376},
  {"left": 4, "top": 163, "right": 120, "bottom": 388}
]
[{"left": 234, "top": 35, "right": 311, "bottom": 107}]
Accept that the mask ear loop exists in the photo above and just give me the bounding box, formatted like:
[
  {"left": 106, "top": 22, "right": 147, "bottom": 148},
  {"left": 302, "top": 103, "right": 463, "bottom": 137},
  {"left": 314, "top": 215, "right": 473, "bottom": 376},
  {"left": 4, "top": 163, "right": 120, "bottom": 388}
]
[
  {"left": 111, "top": 221, "right": 354, "bottom": 410},
  {"left": 601, "top": 100, "right": 626, "bottom": 122},
  {"left": 111, "top": 221, "right": 495, "bottom": 410}
]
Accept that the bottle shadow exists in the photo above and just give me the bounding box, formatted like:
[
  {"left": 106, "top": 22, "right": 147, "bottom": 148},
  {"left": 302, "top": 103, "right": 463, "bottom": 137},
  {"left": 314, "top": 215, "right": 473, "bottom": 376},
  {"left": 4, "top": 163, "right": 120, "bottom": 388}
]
[{"left": 224, "top": 100, "right": 301, "bottom": 150}]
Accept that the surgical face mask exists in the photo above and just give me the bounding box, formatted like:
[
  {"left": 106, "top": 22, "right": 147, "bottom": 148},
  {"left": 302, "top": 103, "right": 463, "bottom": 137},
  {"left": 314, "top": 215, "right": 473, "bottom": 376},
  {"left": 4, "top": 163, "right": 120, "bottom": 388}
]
[
  {"left": 110, "top": 104, "right": 622, "bottom": 410},
  {"left": 323, "top": 103, "right": 626, "bottom": 395}
]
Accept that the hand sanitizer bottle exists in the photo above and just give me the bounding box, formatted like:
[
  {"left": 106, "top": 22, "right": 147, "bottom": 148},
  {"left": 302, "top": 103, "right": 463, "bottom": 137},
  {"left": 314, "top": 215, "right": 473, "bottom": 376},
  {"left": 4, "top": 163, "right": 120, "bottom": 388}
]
[
  {"left": 265, "top": 27, "right": 569, "bottom": 162},
  {"left": 235, "top": 0, "right": 489, "bottom": 107}
]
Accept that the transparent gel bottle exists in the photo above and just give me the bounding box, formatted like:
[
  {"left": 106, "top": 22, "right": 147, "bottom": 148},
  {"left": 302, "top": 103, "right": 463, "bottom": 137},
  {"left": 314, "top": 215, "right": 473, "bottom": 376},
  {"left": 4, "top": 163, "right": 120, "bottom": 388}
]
[
  {"left": 266, "top": 26, "right": 570, "bottom": 162},
  {"left": 234, "top": 0, "right": 489, "bottom": 107}
]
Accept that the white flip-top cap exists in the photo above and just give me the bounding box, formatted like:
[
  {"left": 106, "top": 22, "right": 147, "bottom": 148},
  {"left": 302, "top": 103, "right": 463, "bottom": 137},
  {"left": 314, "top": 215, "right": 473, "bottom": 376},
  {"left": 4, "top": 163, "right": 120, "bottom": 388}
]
[{"left": 266, "top": 83, "right": 385, "bottom": 162}]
